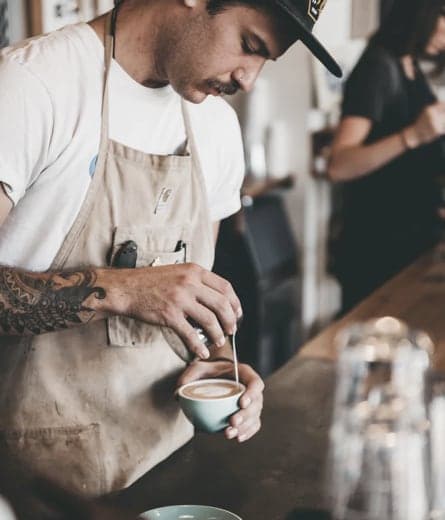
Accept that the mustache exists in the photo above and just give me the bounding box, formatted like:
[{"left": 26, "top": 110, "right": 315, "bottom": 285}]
[{"left": 207, "top": 79, "right": 240, "bottom": 96}]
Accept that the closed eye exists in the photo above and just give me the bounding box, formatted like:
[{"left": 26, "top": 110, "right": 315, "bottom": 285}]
[
  {"left": 241, "top": 36, "right": 257, "bottom": 55},
  {"left": 242, "top": 34, "right": 272, "bottom": 60}
]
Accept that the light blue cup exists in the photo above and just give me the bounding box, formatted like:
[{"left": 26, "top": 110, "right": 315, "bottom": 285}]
[
  {"left": 141, "top": 505, "right": 242, "bottom": 519},
  {"left": 177, "top": 378, "right": 245, "bottom": 433}
]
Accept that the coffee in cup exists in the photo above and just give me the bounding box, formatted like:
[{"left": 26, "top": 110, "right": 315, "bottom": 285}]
[
  {"left": 180, "top": 380, "right": 241, "bottom": 400},
  {"left": 177, "top": 378, "right": 245, "bottom": 433}
]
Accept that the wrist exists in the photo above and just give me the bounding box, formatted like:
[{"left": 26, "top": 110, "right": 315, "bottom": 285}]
[
  {"left": 93, "top": 267, "right": 131, "bottom": 317},
  {"left": 400, "top": 126, "right": 419, "bottom": 150}
]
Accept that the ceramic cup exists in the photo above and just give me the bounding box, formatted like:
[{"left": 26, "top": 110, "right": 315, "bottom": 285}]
[
  {"left": 177, "top": 378, "right": 245, "bottom": 433},
  {"left": 142, "top": 505, "right": 242, "bottom": 519}
]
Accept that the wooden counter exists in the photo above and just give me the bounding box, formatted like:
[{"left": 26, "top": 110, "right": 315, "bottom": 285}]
[
  {"left": 299, "top": 242, "right": 445, "bottom": 369},
  {"left": 104, "top": 244, "right": 445, "bottom": 519}
]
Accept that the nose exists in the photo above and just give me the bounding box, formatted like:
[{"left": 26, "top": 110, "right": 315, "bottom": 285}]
[{"left": 233, "top": 60, "right": 265, "bottom": 93}]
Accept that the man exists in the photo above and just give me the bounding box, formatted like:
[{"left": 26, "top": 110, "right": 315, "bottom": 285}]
[{"left": 0, "top": 0, "right": 340, "bottom": 496}]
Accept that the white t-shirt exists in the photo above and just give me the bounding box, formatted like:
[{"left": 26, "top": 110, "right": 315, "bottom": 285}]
[{"left": 0, "top": 23, "right": 244, "bottom": 271}]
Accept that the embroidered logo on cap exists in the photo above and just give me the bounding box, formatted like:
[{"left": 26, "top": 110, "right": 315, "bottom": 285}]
[{"left": 307, "top": 0, "right": 327, "bottom": 22}]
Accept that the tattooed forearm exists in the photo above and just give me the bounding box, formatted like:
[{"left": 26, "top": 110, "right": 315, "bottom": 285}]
[{"left": 0, "top": 268, "right": 106, "bottom": 335}]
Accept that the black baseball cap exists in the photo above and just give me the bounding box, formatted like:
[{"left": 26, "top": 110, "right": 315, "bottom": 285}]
[{"left": 273, "top": 0, "right": 342, "bottom": 77}]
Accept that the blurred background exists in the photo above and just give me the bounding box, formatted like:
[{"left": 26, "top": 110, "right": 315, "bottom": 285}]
[{"left": 2, "top": 0, "right": 444, "bottom": 378}]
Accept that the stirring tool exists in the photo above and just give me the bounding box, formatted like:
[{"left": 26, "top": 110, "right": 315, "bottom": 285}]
[{"left": 231, "top": 331, "right": 240, "bottom": 388}]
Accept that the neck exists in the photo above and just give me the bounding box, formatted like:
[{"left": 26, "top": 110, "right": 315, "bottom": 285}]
[{"left": 89, "top": 2, "right": 169, "bottom": 88}]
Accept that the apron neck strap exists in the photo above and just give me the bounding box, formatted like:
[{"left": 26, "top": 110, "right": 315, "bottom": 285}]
[
  {"left": 99, "top": 12, "right": 115, "bottom": 150},
  {"left": 180, "top": 98, "right": 204, "bottom": 177}
]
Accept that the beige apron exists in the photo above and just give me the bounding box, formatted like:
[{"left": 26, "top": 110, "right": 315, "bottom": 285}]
[{"left": 0, "top": 19, "right": 214, "bottom": 496}]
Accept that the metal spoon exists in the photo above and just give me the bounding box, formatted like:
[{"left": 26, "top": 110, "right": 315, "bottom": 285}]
[{"left": 231, "top": 331, "right": 240, "bottom": 388}]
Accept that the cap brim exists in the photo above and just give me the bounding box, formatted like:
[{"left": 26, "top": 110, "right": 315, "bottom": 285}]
[{"left": 274, "top": 0, "right": 343, "bottom": 78}]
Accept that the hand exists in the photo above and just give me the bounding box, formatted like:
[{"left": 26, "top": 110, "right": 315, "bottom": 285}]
[
  {"left": 178, "top": 359, "right": 264, "bottom": 443},
  {"left": 111, "top": 263, "right": 242, "bottom": 359},
  {"left": 406, "top": 102, "right": 445, "bottom": 147}
]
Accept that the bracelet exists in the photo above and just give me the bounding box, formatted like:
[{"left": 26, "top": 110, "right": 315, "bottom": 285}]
[{"left": 400, "top": 128, "right": 416, "bottom": 150}]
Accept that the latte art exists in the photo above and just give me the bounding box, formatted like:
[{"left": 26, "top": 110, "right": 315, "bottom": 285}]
[{"left": 181, "top": 381, "right": 241, "bottom": 400}]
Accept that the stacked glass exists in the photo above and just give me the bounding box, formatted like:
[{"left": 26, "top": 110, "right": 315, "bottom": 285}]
[{"left": 327, "top": 316, "right": 433, "bottom": 520}]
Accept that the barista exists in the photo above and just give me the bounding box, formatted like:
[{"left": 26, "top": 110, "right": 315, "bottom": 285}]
[{"left": 0, "top": 0, "right": 341, "bottom": 495}]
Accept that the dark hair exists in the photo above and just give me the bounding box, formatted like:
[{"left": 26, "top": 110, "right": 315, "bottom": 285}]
[
  {"left": 371, "top": 0, "right": 445, "bottom": 72},
  {"left": 206, "top": 0, "right": 271, "bottom": 15},
  {"left": 205, "top": 0, "right": 294, "bottom": 36}
]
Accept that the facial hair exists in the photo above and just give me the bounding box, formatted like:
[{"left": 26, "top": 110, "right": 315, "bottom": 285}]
[{"left": 206, "top": 78, "right": 240, "bottom": 96}]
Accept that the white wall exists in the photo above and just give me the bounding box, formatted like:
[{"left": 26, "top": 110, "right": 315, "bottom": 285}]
[
  {"left": 230, "top": 41, "right": 321, "bottom": 338},
  {"left": 6, "top": 0, "right": 26, "bottom": 43},
  {"left": 33, "top": 0, "right": 113, "bottom": 34},
  {"left": 261, "top": 47, "right": 314, "bottom": 334}
]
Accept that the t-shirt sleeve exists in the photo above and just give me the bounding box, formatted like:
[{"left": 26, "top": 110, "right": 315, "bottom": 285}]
[
  {"left": 0, "top": 58, "right": 53, "bottom": 205},
  {"left": 342, "top": 48, "right": 399, "bottom": 124},
  {"left": 207, "top": 104, "right": 244, "bottom": 222}
]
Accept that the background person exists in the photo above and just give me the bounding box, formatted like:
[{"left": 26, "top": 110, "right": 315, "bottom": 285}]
[{"left": 328, "top": 0, "right": 445, "bottom": 313}]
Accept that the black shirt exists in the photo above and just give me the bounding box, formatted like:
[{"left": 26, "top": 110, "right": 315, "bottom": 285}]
[{"left": 338, "top": 44, "right": 443, "bottom": 244}]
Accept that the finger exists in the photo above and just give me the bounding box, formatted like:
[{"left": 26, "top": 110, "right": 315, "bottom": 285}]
[
  {"left": 177, "top": 360, "right": 234, "bottom": 387},
  {"left": 431, "top": 106, "right": 445, "bottom": 124},
  {"left": 225, "top": 425, "right": 239, "bottom": 440},
  {"left": 201, "top": 271, "right": 243, "bottom": 319},
  {"left": 229, "top": 400, "right": 263, "bottom": 430},
  {"left": 184, "top": 298, "right": 226, "bottom": 347},
  {"left": 225, "top": 419, "right": 261, "bottom": 442},
  {"left": 169, "top": 315, "right": 210, "bottom": 360},
  {"left": 237, "top": 419, "right": 262, "bottom": 443},
  {"left": 237, "top": 364, "right": 265, "bottom": 407},
  {"left": 195, "top": 286, "right": 238, "bottom": 338},
  {"left": 185, "top": 302, "right": 227, "bottom": 347}
]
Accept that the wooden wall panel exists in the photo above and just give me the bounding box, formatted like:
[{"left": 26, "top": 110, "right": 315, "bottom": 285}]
[{"left": 27, "top": 0, "right": 42, "bottom": 36}]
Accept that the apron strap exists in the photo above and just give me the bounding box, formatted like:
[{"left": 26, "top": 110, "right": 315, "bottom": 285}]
[
  {"left": 99, "top": 13, "right": 114, "bottom": 154},
  {"left": 180, "top": 99, "right": 214, "bottom": 246},
  {"left": 51, "top": 12, "right": 115, "bottom": 269},
  {"left": 181, "top": 99, "right": 202, "bottom": 175}
]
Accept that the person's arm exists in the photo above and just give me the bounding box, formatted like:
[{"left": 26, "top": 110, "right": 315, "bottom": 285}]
[
  {"left": 328, "top": 102, "right": 445, "bottom": 182},
  {"left": 0, "top": 262, "right": 242, "bottom": 359},
  {"left": 0, "top": 191, "right": 241, "bottom": 359}
]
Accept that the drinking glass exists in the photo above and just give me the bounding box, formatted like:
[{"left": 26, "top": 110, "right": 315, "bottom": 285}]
[
  {"left": 429, "top": 373, "right": 445, "bottom": 520},
  {"left": 327, "top": 316, "right": 433, "bottom": 520}
]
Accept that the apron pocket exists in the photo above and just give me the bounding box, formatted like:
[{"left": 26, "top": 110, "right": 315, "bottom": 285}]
[
  {"left": 0, "top": 423, "right": 105, "bottom": 497},
  {"left": 107, "top": 225, "right": 192, "bottom": 362}
]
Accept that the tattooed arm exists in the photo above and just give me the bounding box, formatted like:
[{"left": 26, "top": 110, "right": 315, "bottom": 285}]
[
  {"left": 0, "top": 268, "right": 107, "bottom": 335},
  {"left": 0, "top": 189, "right": 242, "bottom": 356},
  {"left": 0, "top": 263, "right": 244, "bottom": 359}
]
